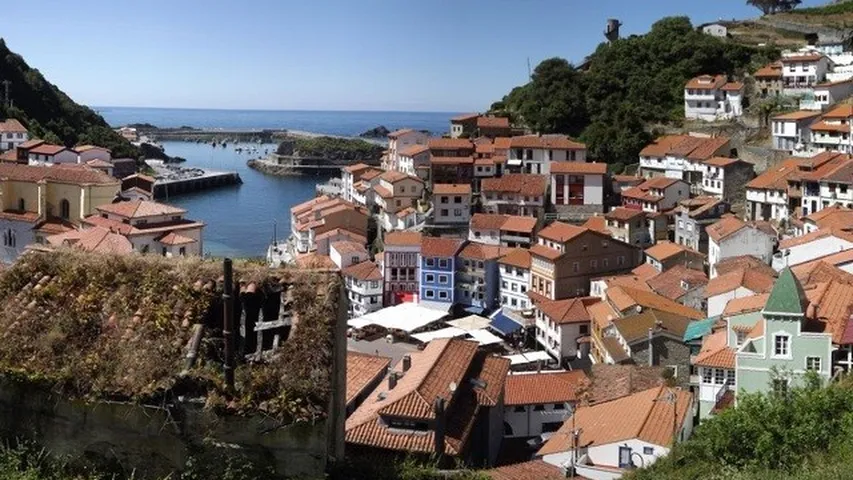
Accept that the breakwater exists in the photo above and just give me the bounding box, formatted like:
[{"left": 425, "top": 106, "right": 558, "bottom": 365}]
[
  {"left": 153, "top": 169, "right": 243, "bottom": 199},
  {"left": 247, "top": 154, "right": 379, "bottom": 177},
  {"left": 143, "top": 128, "right": 288, "bottom": 144}
]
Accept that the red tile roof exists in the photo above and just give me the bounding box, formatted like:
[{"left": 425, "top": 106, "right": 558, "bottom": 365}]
[
  {"left": 459, "top": 242, "right": 504, "bottom": 261},
  {"left": 685, "top": 74, "right": 727, "bottom": 90},
  {"left": 486, "top": 460, "right": 567, "bottom": 480},
  {"left": 538, "top": 386, "right": 692, "bottom": 455},
  {"left": 0, "top": 163, "right": 118, "bottom": 186},
  {"left": 773, "top": 110, "right": 822, "bottom": 121},
  {"left": 505, "top": 371, "right": 588, "bottom": 405},
  {"left": 387, "top": 128, "right": 416, "bottom": 138},
  {"left": 645, "top": 241, "right": 701, "bottom": 262},
  {"left": 346, "top": 352, "right": 391, "bottom": 407},
  {"left": 538, "top": 222, "right": 586, "bottom": 242},
  {"left": 481, "top": 174, "right": 548, "bottom": 197},
  {"left": 384, "top": 231, "right": 423, "bottom": 247},
  {"left": 428, "top": 138, "right": 475, "bottom": 150},
  {"left": 0, "top": 119, "right": 27, "bottom": 133},
  {"left": 705, "top": 268, "right": 776, "bottom": 297},
  {"left": 470, "top": 213, "right": 536, "bottom": 233},
  {"left": 156, "top": 231, "right": 196, "bottom": 246},
  {"left": 583, "top": 215, "right": 609, "bottom": 234},
  {"left": 605, "top": 207, "right": 644, "bottom": 221},
  {"left": 0, "top": 209, "right": 40, "bottom": 223},
  {"left": 342, "top": 260, "right": 383, "bottom": 281},
  {"left": 51, "top": 226, "right": 133, "bottom": 255},
  {"left": 476, "top": 116, "right": 510, "bottom": 128},
  {"left": 330, "top": 240, "right": 367, "bottom": 256},
  {"left": 532, "top": 295, "right": 599, "bottom": 325},
  {"left": 647, "top": 265, "right": 708, "bottom": 300},
  {"left": 754, "top": 61, "right": 783, "bottom": 78},
  {"left": 781, "top": 53, "right": 824, "bottom": 63},
  {"left": 29, "top": 144, "right": 69, "bottom": 156},
  {"left": 430, "top": 155, "right": 475, "bottom": 165},
  {"left": 421, "top": 237, "right": 464, "bottom": 257},
  {"left": 498, "top": 248, "right": 532, "bottom": 269},
  {"left": 96, "top": 199, "right": 186, "bottom": 219},
  {"left": 550, "top": 162, "right": 607, "bottom": 174},
  {"left": 433, "top": 183, "right": 471, "bottom": 195},
  {"left": 399, "top": 144, "right": 429, "bottom": 157}
]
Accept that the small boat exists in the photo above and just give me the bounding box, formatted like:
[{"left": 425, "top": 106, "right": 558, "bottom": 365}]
[{"left": 222, "top": 142, "right": 227, "bottom": 148}]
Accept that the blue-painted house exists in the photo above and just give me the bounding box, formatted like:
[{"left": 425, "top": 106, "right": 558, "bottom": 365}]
[
  {"left": 456, "top": 242, "right": 504, "bottom": 315},
  {"left": 419, "top": 237, "right": 465, "bottom": 310}
]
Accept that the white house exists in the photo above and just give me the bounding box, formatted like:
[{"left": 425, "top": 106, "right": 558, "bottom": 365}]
[
  {"left": 0, "top": 119, "right": 28, "bottom": 152},
  {"left": 79, "top": 199, "right": 205, "bottom": 257},
  {"left": 504, "top": 371, "right": 587, "bottom": 439},
  {"left": 638, "top": 134, "right": 730, "bottom": 182},
  {"left": 532, "top": 295, "right": 597, "bottom": 361},
  {"left": 771, "top": 110, "right": 821, "bottom": 152},
  {"left": 800, "top": 78, "right": 853, "bottom": 111},
  {"left": 469, "top": 213, "right": 537, "bottom": 248},
  {"left": 27, "top": 144, "right": 78, "bottom": 165},
  {"left": 384, "top": 129, "right": 428, "bottom": 172},
  {"left": 498, "top": 248, "right": 532, "bottom": 311},
  {"left": 432, "top": 183, "right": 471, "bottom": 225},
  {"left": 702, "top": 23, "right": 727, "bottom": 38},
  {"left": 329, "top": 239, "right": 369, "bottom": 269},
  {"left": 341, "top": 163, "right": 372, "bottom": 203},
  {"left": 538, "top": 386, "right": 694, "bottom": 478},
  {"left": 773, "top": 227, "right": 853, "bottom": 271},
  {"left": 809, "top": 105, "right": 853, "bottom": 154},
  {"left": 745, "top": 158, "right": 802, "bottom": 222},
  {"left": 798, "top": 152, "right": 853, "bottom": 215},
  {"left": 781, "top": 52, "right": 831, "bottom": 94},
  {"left": 507, "top": 135, "right": 586, "bottom": 175},
  {"left": 549, "top": 162, "right": 606, "bottom": 208},
  {"left": 684, "top": 75, "right": 743, "bottom": 121},
  {"left": 341, "top": 260, "right": 383, "bottom": 318},
  {"left": 481, "top": 174, "right": 548, "bottom": 217},
  {"left": 621, "top": 177, "right": 690, "bottom": 213},
  {"left": 75, "top": 145, "right": 112, "bottom": 163},
  {"left": 707, "top": 215, "right": 776, "bottom": 277},
  {"left": 704, "top": 268, "right": 775, "bottom": 318},
  {"left": 397, "top": 144, "right": 430, "bottom": 178}
]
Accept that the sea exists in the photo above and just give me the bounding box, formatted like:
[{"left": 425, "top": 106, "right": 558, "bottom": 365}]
[{"left": 97, "top": 107, "right": 458, "bottom": 258}]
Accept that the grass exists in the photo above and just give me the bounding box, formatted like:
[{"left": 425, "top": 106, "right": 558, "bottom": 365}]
[
  {"left": 788, "top": 1, "right": 853, "bottom": 15},
  {"left": 0, "top": 250, "right": 339, "bottom": 423}
]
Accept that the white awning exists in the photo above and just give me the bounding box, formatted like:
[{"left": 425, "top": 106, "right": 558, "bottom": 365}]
[
  {"left": 507, "top": 159, "right": 522, "bottom": 166},
  {"left": 447, "top": 315, "right": 491, "bottom": 332},
  {"left": 502, "top": 351, "right": 554, "bottom": 366},
  {"left": 347, "top": 302, "right": 449, "bottom": 333},
  {"left": 466, "top": 328, "right": 504, "bottom": 346},
  {"left": 411, "top": 327, "right": 467, "bottom": 343}
]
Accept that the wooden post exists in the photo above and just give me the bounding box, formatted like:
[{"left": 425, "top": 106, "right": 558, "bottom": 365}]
[{"left": 223, "top": 258, "right": 235, "bottom": 391}]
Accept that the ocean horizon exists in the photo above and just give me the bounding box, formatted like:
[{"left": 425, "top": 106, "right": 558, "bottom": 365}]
[{"left": 97, "top": 106, "right": 460, "bottom": 138}]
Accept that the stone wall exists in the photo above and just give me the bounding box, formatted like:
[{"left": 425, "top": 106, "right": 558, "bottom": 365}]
[
  {"left": 0, "top": 376, "right": 327, "bottom": 479},
  {"left": 630, "top": 336, "right": 692, "bottom": 386}
]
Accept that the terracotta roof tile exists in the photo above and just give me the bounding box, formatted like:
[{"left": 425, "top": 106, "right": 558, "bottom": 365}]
[
  {"left": 470, "top": 213, "right": 510, "bottom": 230},
  {"left": 645, "top": 241, "right": 700, "bottom": 262},
  {"left": 421, "top": 237, "right": 464, "bottom": 257},
  {"left": 754, "top": 61, "right": 783, "bottom": 78},
  {"left": 612, "top": 308, "right": 694, "bottom": 343},
  {"left": 330, "top": 240, "right": 367, "bottom": 256},
  {"left": 384, "top": 231, "right": 422, "bottom": 247},
  {"left": 156, "top": 231, "right": 196, "bottom": 246},
  {"left": 498, "top": 248, "right": 531, "bottom": 269},
  {"left": 715, "top": 255, "right": 776, "bottom": 278},
  {"left": 29, "top": 144, "right": 69, "bottom": 156},
  {"left": 685, "top": 74, "right": 727, "bottom": 90},
  {"left": 430, "top": 155, "right": 475, "bottom": 165},
  {"left": 747, "top": 158, "right": 801, "bottom": 190},
  {"left": 346, "top": 352, "right": 391, "bottom": 407},
  {"left": 459, "top": 242, "right": 504, "bottom": 261},
  {"left": 606, "top": 207, "right": 645, "bottom": 221},
  {"left": 529, "top": 244, "right": 563, "bottom": 260},
  {"left": 487, "top": 460, "right": 567, "bottom": 480},
  {"left": 583, "top": 215, "right": 609, "bottom": 234},
  {"left": 477, "top": 116, "right": 510, "bottom": 129},
  {"left": 773, "top": 110, "right": 822, "bottom": 121},
  {"left": 52, "top": 226, "right": 134, "bottom": 255},
  {"left": 96, "top": 199, "right": 186, "bottom": 219},
  {"left": 538, "top": 222, "right": 586, "bottom": 242},
  {"left": 779, "top": 227, "right": 853, "bottom": 249},
  {"left": 0, "top": 163, "right": 118, "bottom": 186},
  {"left": 640, "top": 135, "right": 690, "bottom": 157},
  {"left": 428, "top": 138, "right": 475, "bottom": 150},
  {"left": 647, "top": 265, "right": 708, "bottom": 301},
  {"left": 505, "top": 371, "right": 588, "bottom": 405},
  {"left": 550, "top": 162, "right": 606, "bottom": 174},
  {"left": 606, "top": 286, "right": 705, "bottom": 320},
  {"left": 723, "top": 293, "right": 769, "bottom": 316},
  {"left": 705, "top": 268, "right": 776, "bottom": 298},
  {"left": 433, "top": 184, "right": 471, "bottom": 195},
  {"left": 451, "top": 113, "right": 479, "bottom": 122},
  {"left": 632, "top": 263, "right": 661, "bottom": 281},
  {"left": 532, "top": 294, "right": 599, "bottom": 325},
  {"left": 693, "top": 329, "right": 735, "bottom": 369},
  {"left": 538, "top": 386, "right": 691, "bottom": 456},
  {"left": 780, "top": 53, "right": 824, "bottom": 63},
  {"left": 342, "top": 260, "right": 382, "bottom": 281},
  {"left": 481, "top": 174, "right": 547, "bottom": 197},
  {"left": 0, "top": 210, "right": 39, "bottom": 223},
  {"left": 399, "top": 144, "right": 429, "bottom": 157},
  {"left": 501, "top": 215, "right": 537, "bottom": 233},
  {"left": 0, "top": 119, "right": 27, "bottom": 133},
  {"left": 342, "top": 163, "right": 372, "bottom": 174}
]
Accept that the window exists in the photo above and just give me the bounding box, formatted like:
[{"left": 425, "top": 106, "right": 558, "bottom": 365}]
[
  {"left": 425, "top": 258, "right": 435, "bottom": 267},
  {"left": 736, "top": 330, "right": 746, "bottom": 347},
  {"left": 17, "top": 198, "right": 24, "bottom": 211},
  {"left": 806, "top": 356, "right": 821, "bottom": 372},
  {"left": 438, "top": 259, "right": 448, "bottom": 268},
  {"left": 773, "top": 378, "right": 789, "bottom": 396},
  {"left": 59, "top": 199, "right": 70, "bottom": 219},
  {"left": 477, "top": 261, "right": 484, "bottom": 268},
  {"left": 726, "top": 369, "right": 735, "bottom": 386},
  {"left": 714, "top": 368, "right": 725, "bottom": 385},
  {"left": 454, "top": 208, "right": 462, "bottom": 216},
  {"left": 643, "top": 447, "right": 654, "bottom": 455},
  {"left": 440, "top": 196, "right": 448, "bottom": 204},
  {"left": 425, "top": 274, "right": 435, "bottom": 283},
  {"left": 572, "top": 262, "right": 579, "bottom": 273},
  {"left": 502, "top": 295, "right": 508, "bottom": 304},
  {"left": 533, "top": 404, "right": 545, "bottom": 412},
  {"left": 438, "top": 291, "right": 448, "bottom": 300},
  {"left": 161, "top": 247, "right": 168, "bottom": 256},
  {"left": 702, "top": 368, "right": 712, "bottom": 384},
  {"left": 513, "top": 406, "right": 525, "bottom": 413},
  {"left": 773, "top": 334, "right": 790, "bottom": 358},
  {"left": 602, "top": 258, "right": 609, "bottom": 268},
  {"left": 424, "top": 290, "right": 435, "bottom": 299},
  {"left": 617, "top": 255, "right": 626, "bottom": 266},
  {"left": 440, "top": 209, "right": 448, "bottom": 216},
  {"left": 179, "top": 247, "right": 186, "bottom": 256},
  {"left": 438, "top": 275, "right": 448, "bottom": 284},
  {"left": 351, "top": 256, "right": 360, "bottom": 264},
  {"left": 370, "top": 281, "right": 379, "bottom": 289},
  {"left": 552, "top": 403, "right": 565, "bottom": 410},
  {"left": 474, "top": 231, "right": 481, "bottom": 238},
  {"left": 590, "top": 259, "right": 597, "bottom": 270},
  {"left": 502, "top": 280, "right": 508, "bottom": 288},
  {"left": 454, "top": 196, "right": 462, "bottom": 204}
]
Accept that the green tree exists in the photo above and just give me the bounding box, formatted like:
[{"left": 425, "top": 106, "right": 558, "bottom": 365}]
[{"left": 747, "top": 0, "right": 802, "bottom": 14}]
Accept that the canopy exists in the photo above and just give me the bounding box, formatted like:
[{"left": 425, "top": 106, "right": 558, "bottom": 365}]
[
  {"left": 411, "top": 327, "right": 467, "bottom": 344},
  {"left": 503, "top": 351, "right": 554, "bottom": 366},
  {"left": 466, "top": 329, "right": 504, "bottom": 346},
  {"left": 464, "top": 305, "right": 486, "bottom": 315},
  {"left": 448, "top": 314, "right": 491, "bottom": 332},
  {"left": 347, "top": 302, "right": 448, "bottom": 333},
  {"left": 489, "top": 310, "right": 524, "bottom": 336}
]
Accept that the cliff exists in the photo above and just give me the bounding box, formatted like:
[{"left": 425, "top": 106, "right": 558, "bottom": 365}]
[{"left": 0, "top": 38, "right": 139, "bottom": 159}]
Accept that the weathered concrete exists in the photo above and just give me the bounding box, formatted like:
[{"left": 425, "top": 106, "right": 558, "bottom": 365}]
[{"left": 0, "top": 377, "right": 327, "bottom": 479}]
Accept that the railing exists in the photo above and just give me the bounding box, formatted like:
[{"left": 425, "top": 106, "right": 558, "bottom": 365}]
[{"left": 715, "top": 382, "right": 730, "bottom": 404}]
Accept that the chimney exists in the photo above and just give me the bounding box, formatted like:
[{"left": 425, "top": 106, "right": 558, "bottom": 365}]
[
  {"left": 433, "top": 397, "right": 447, "bottom": 459},
  {"left": 402, "top": 354, "right": 411, "bottom": 372},
  {"left": 388, "top": 372, "right": 398, "bottom": 390}
]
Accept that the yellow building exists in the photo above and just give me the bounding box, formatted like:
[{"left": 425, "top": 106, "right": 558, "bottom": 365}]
[{"left": 0, "top": 163, "right": 120, "bottom": 262}]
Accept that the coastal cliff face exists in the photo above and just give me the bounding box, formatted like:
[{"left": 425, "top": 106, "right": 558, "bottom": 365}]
[{"left": 249, "top": 135, "right": 384, "bottom": 176}]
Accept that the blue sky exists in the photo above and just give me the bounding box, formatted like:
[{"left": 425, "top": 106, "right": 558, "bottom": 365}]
[{"left": 1, "top": 0, "right": 826, "bottom": 112}]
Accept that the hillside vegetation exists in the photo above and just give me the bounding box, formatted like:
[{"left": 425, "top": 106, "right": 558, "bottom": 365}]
[
  {"left": 627, "top": 374, "right": 853, "bottom": 480},
  {"left": 0, "top": 38, "right": 139, "bottom": 158},
  {"left": 490, "top": 17, "right": 779, "bottom": 164}
]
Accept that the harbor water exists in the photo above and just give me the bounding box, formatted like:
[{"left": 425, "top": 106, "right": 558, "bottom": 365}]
[{"left": 99, "top": 107, "right": 456, "bottom": 257}]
